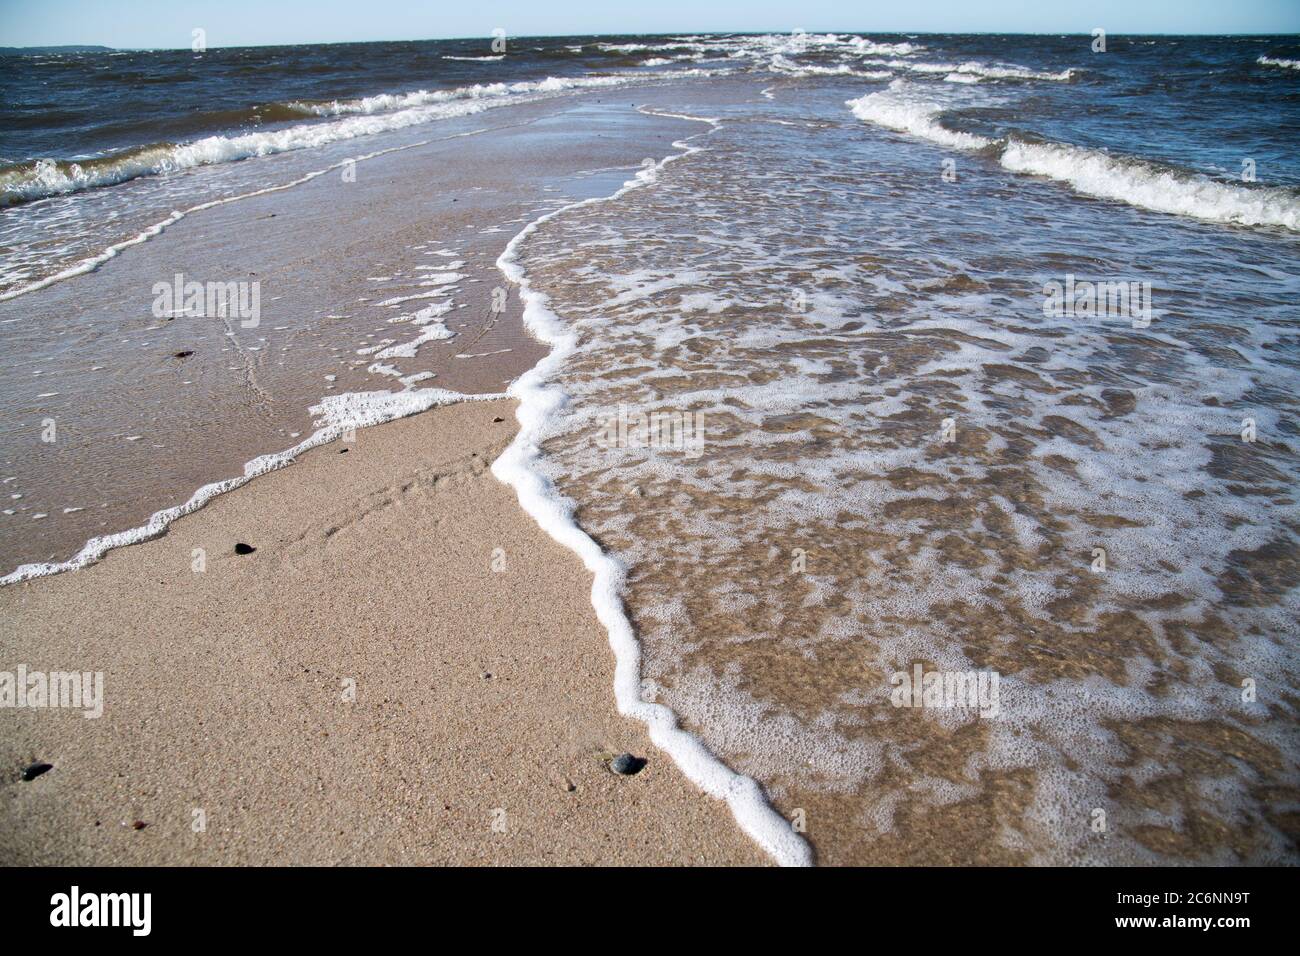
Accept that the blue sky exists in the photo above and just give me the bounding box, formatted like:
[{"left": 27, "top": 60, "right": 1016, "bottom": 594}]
[{"left": 2, "top": 0, "right": 1297, "bottom": 48}]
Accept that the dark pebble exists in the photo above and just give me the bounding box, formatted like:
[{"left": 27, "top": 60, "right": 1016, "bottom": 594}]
[
  {"left": 173, "top": 350, "right": 194, "bottom": 359},
  {"left": 131, "top": 820, "right": 148, "bottom": 830},
  {"left": 492, "top": 417, "right": 504, "bottom": 423},
  {"left": 339, "top": 448, "right": 349, "bottom": 454},
  {"left": 234, "top": 542, "right": 256, "bottom": 555},
  {"left": 609, "top": 753, "right": 645, "bottom": 776},
  {"left": 21, "top": 762, "right": 53, "bottom": 782}
]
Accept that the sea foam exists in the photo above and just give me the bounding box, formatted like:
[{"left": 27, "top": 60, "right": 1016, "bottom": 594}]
[
  {"left": 0, "top": 387, "right": 503, "bottom": 586},
  {"left": 491, "top": 112, "right": 813, "bottom": 867},
  {"left": 847, "top": 80, "right": 1300, "bottom": 231},
  {"left": 0, "top": 70, "right": 721, "bottom": 209}
]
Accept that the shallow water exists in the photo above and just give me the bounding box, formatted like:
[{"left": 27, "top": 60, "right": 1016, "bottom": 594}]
[
  {"left": 512, "top": 56, "right": 1300, "bottom": 863},
  {"left": 0, "top": 99, "right": 692, "bottom": 573}
]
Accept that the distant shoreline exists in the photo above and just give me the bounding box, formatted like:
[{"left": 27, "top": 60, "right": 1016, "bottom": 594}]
[{"left": 0, "top": 45, "right": 115, "bottom": 55}]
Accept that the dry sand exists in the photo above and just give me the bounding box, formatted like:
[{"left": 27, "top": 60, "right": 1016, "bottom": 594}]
[{"left": 0, "top": 399, "right": 767, "bottom": 865}]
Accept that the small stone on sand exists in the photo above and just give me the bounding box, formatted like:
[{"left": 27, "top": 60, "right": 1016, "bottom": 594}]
[
  {"left": 609, "top": 753, "right": 645, "bottom": 776},
  {"left": 234, "top": 543, "right": 256, "bottom": 555},
  {"left": 21, "top": 762, "right": 53, "bottom": 781}
]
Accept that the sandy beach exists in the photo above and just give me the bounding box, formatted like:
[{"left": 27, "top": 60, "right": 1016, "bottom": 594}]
[{"left": 0, "top": 398, "right": 766, "bottom": 865}]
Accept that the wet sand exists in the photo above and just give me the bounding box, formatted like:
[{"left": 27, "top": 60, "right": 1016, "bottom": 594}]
[
  {"left": 0, "top": 92, "right": 705, "bottom": 573},
  {"left": 0, "top": 398, "right": 767, "bottom": 865}
]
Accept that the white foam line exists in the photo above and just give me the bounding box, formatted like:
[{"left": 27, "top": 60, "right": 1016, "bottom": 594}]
[
  {"left": 491, "top": 112, "right": 812, "bottom": 867},
  {"left": 3, "top": 68, "right": 728, "bottom": 215},
  {"left": 1000, "top": 138, "right": 1300, "bottom": 231},
  {"left": 0, "top": 142, "right": 407, "bottom": 303},
  {"left": 0, "top": 386, "right": 504, "bottom": 585},
  {"left": 1258, "top": 55, "right": 1300, "bottom": 70},
  {"left": 846, "top": 82, "right": 1300, "bottom": 232},
  {"left": 377, "top": 288, "right": 457, "bottom": 306}
]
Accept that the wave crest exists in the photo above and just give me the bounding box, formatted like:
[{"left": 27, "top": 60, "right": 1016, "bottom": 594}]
[
  {"left": 848, "top": 81, "right": 1300, "bottom": 232},
  {"left": 0, "top": 71, "right": 717, "bottom": 207}
]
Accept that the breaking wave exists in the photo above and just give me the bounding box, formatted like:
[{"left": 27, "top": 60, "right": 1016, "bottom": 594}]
[
  {"left": 848, "top": 81, "right": 1300, "bottom": 231},
  {"left": 0, "top": 70, "right": 718, "bottom": 207}
]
